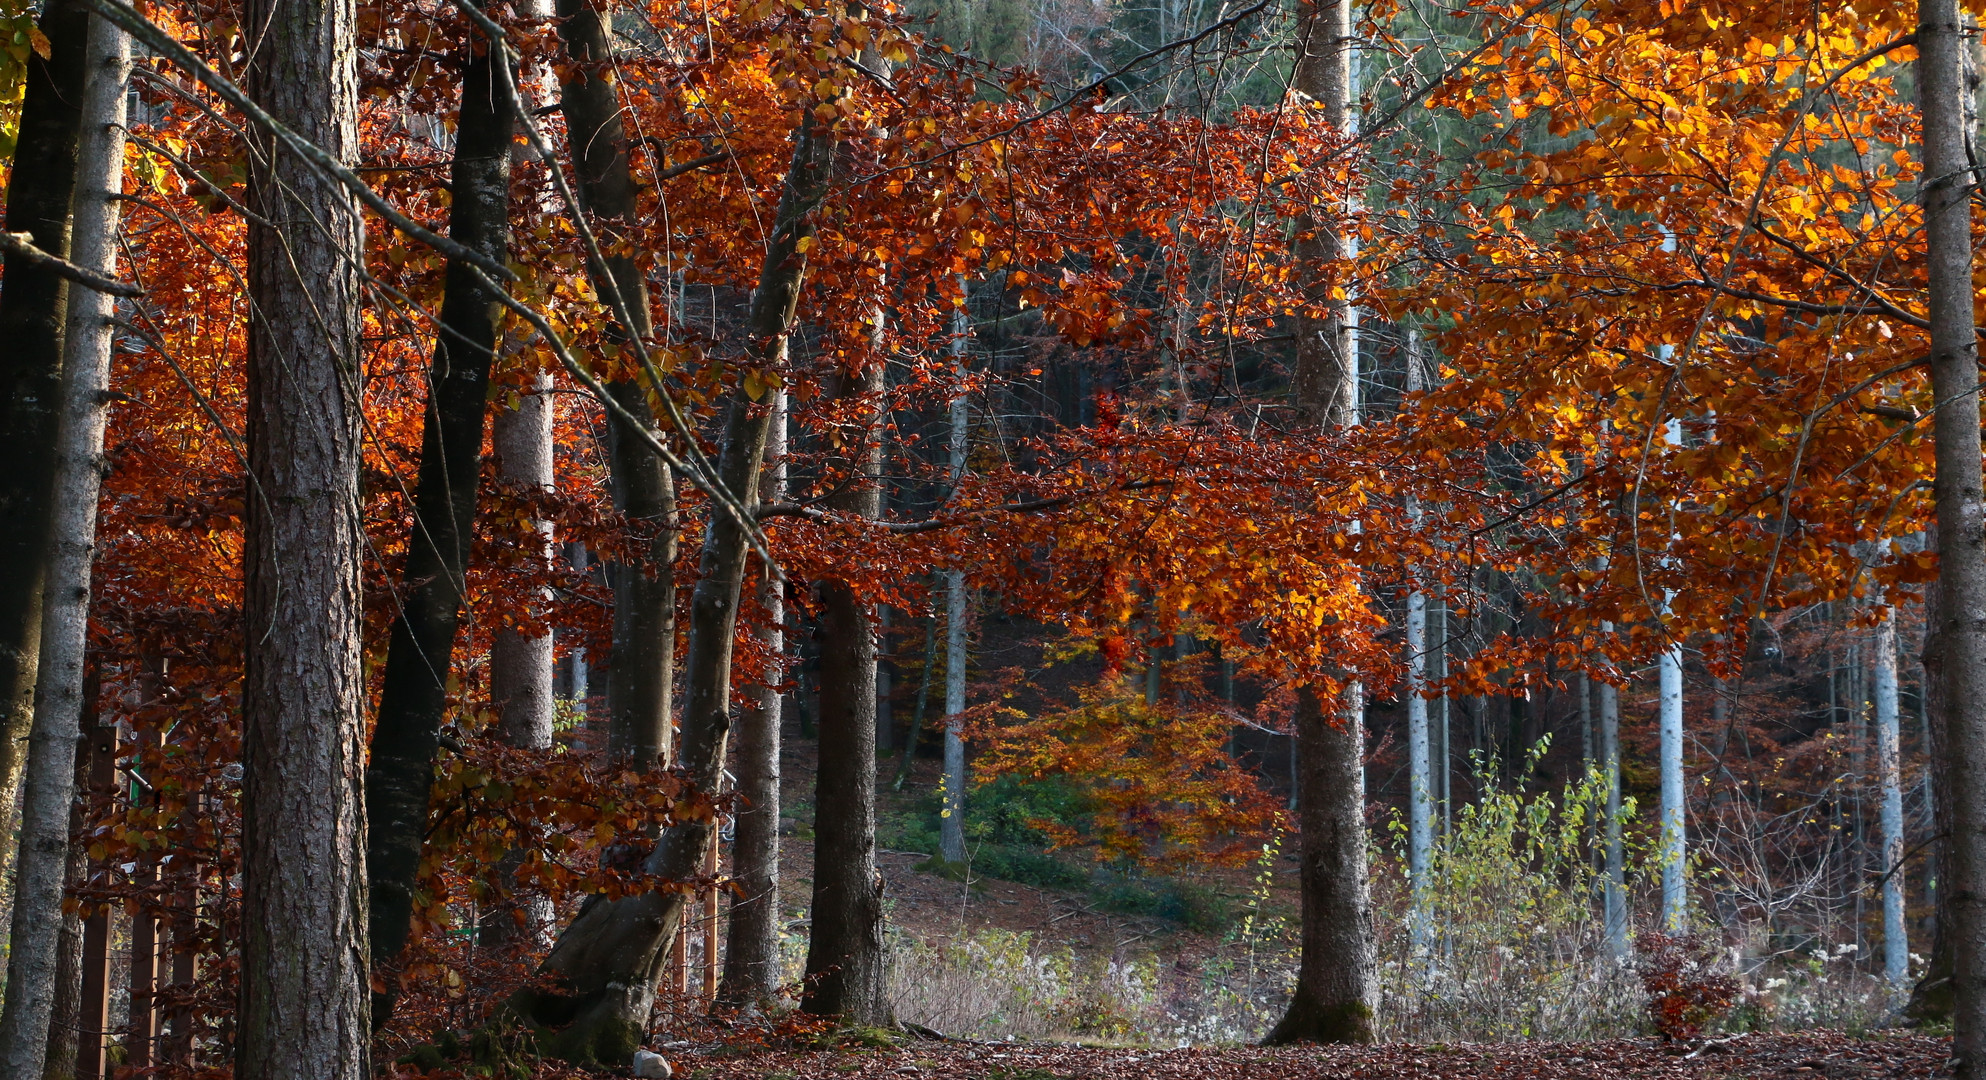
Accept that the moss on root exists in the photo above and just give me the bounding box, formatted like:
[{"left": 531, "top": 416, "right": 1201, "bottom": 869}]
[
  {"left": 1260, "top": 989, "right": 1375, "bottom": 1046},
  {"left": 393, "top": 985, "right": 645, "bottom": 1075}
]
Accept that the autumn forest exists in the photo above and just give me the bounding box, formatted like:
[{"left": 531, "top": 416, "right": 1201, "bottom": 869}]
[{"left": 0, "top": 0, "right": 1979, "bottom": 1075}]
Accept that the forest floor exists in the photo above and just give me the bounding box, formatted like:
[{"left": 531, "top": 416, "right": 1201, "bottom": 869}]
[{"left": 662, "top": 1032, "right": 1953, "bottom": 1080}]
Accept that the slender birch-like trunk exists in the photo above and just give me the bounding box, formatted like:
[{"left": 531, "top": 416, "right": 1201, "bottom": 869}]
[
  {"left": 0, "top": 18, "right": 125, "bottom": 1073},
  {"left": 940, "top": 299, "right": 970, "bottom": 865},
  {"left": 1875, "top": 605, "right": 1908, "bottom": 987}
]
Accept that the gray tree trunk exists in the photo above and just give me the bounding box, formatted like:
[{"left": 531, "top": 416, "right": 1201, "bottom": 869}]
[
  {"left": 492, "top": 374, "right": 558, "bottom": 752},
  {"left": 940, "top": 301, "right": 969, "bottom": 865},
  {"left": 804, "top": 363, "right": 890, "bottom": 1025},
  {"left": 1917, "top": 2, "right": 1986, "bottom": 1070},
  {"left": 514, "top": 115, "right": 832, "bottom": 1065},
  {"left": 1265, "top": 0, "right": 1375, "bottom": 1044},
  {"left": 237, "top": 0, "right": 370, "bottom": 1067},
  {"left": 0, "top": 0, "right": 88, "bottom": 845},
  {"left": 1599, "top": 631, "right": 1626, "bottom": 956},
  {"left": 1876, "top": 605, "right": 1908, "bottom": 987},
  {"left": 718, "top": 389, "right": 787, "bottom": 1008},
  {"left": 552, "top": 0, "right": 677, "bottom": 769},
  {"left": 0, "top": 18, "right": 125, "bottom": 1076}
]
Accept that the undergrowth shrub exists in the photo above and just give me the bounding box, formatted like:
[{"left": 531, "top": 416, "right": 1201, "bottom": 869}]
[{"left": 1635, "top": 931, "right": 1740, "bottom": 1039}]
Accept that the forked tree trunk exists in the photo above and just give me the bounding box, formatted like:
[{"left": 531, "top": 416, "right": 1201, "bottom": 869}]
[
  {"left": 0, "top": 0, "right": 88, "bottom": 852},
  {"left": 718, "top": 390, "right": 788, "bottom": 1008},
  {"left": 0, "top": 17, "right": 125, "bottom": 1073},
  {"left": 237, "top": 0, "right": 371, "bottom": 1067},
  {"left": 555, "top": 0, "right": 676, "bottom": 768},
  {"left": 364, "top": 21, "right": 516, "bottom": 1029},
  {"left": 803, "top": 364, "right": 889, "bottom": 1025},
  {"left": 512, "top": 114, "right": 832, "bottom": 1065},
  {"left": 1264, "top": 0, "right": 1375, "bottom": 1046},
  {"left": 1919, "top": 3, "right": 1986, "bottom": 1067}
]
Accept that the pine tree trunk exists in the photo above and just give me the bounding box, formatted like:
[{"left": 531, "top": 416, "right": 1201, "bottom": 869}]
[
  {"left": 1265, "top": 0, "right": 1375, "bottom": 1045},
  {"left": 803, "top": 366, "right": 889, "bottom": 1025},
  {"left": 718, "top": 391, "right": 787, "bottom": 1008},
  {"left": 516, "top": 114, "right": 832, "bottom": 1064},
  {"left": 0, "top": 0, "right": 88, "bottom": 854},
  {"left": 554, "top": 0, "right": 676, "bottom": 768},
  {"left": 364, "top": 22, "right": 516, "bottom": 1028},
  {"left": 237, "top": 0, "right": 369, "bottom": 1068},
  {"left": 0, "top": 17, "right": 124, "bottom": 1075},
  {"left": 1919, "top": 1, "right": 1986, "bottom": 1072}
]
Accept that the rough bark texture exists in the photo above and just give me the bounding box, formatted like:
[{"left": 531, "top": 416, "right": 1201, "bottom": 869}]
[
  {"left": 1912, "top": 580, "right": 1955, "bottom": 1022},
  {"left": 0, "top": 18, "right": 125, "bottom": 1076},
  {"left": 514, "top": 116, "right": 831, "bottom": 1065},
  {"left": 0, "top": 0, "right": 87, "bottom": 852},
  {"left": 1264, "top": 0, "right": 1375, "bottom": 1045},
  {"left": 718, "top": 392, "right": 788, "bottom": 1008},
  {"left": 364, "top": 29, "right": 515, "bottom": 1030},
  {"left": 803, "top": 364, "right": 890, "bottom": 1026},
  {"left": 237, "top": 0, "right": 370, "bottom": 1069},
  {"left": 1919, "top": 1, "right": 1986, "bottom": 1072},
  {"left": 555, "top": 0, "right": 676, "bottom": 768}
]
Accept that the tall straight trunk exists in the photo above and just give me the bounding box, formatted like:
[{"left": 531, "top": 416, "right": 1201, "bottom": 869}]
[
  {"left": 237, "top": 0, "right": 370, "bottom": 1067},
  {"left": 1658, "top": 637, "right": 1686, "bottom": 930},
  {"left": 1599, "top": 656, "right": 1627, "bottom": 956},
  {"left": 1914, "top": 579, "right": 1957, "bottom": 1021},
  {"left": 1876, "top": 605, "right": 1908, "bottom": 987},
  {"left": 1917, "top": 2, "right": 1986, "bottom": 1069},
  {"left": 1403, "top": 331, "right": 1430, "bottom": 952},
  {"left": 0, "top": 0, "right": 88, "bottom": 844},
  {"left": 364, "top": 23, "right": 516, "bottom": 1028},
  {"left": 940, "top": 300, "right": 969, "bottom": 865},
  {"left": 1266, "top": 0, "right": 1374, "bottom": 1044},
  {"left": 0, "top": 17, "right": 124, "bottom": 1076},
  {"left": 555, "top": 0, "right": 676, "bottom": 767},
  {"left": 492, "top": 375, "right": 558, "bottom": 751},
  {"left": 718, "top": 390, "right": 787, "bottom": 1008},
  {"left": 515, "top": 115, "right": 832, "bottom": 1065},
  {"left": 803, "top": 363, "right": 889, "bottom": 1025}
]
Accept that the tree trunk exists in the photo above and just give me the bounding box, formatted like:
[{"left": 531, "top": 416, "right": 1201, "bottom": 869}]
[
  {"left": 0, "top": 17, "right": 124, "bottom": 1076},
  {"left": 492, "top": 375, "right": 558, "bottom": 752},
  {"left": 514, "top": 114, "right": 832, "bottom": 1065},
  {"left": 803, "top": 363, "right": 889, "bottom": 1026},
  {"left": 483, "top": 375, "right": 559, "bottom": 952},
  {"left": 1876, "top": 605, "right": 1908, "bottom": 986},
  {"left": 237, "top": 0, "right": 369, "bottom": 1067},
  {"left": 364, "top": 21, "right": 516, "bottom": 1029},
  {"left": 554, "top": 0, "right": 676, "bottom": 769},
  {"left": 1265, "top": 0, "right": 1374, "bottom": 1045},
  {"left": 939, "top": 302, "right": 969, "bottom": 866},
  {"left": 1658, "top": 635, "right": 1686, "bottom": 930},
  {"left": 718, "top": 390, "right": 788, "bottom": 1008},
  {"left": 1599, "top": 655, "right": 1627, "bottom": 956},
  {"left": 0, "top": 0, "right": 88, "bottom": 859},
  {"left": 1919, "top": 1, "right": 1986, "bottom": 1067}
]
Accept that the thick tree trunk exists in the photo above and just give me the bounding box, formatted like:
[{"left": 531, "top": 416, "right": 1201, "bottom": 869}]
[
  {"left": 1918, "top": 2, "right": 1986, "bottom": 1073},
  {"left": 718, "top": 391, "right": 787, "bottom": 1008},
  {"left": 364, "top": 25, "right": 516, "bottom": 1029},
  {"left": 483, "top": 376, "right": 559, "bottom": 952},
  {"left": 554, "top": 0, "right": 676, "bottom": 768},
  {"left": 1265, "top": 0, "right": 1375, "bottom": 1045},
  {"left": 803, "top": 364, "right": 889, "bottom": 1026},
  {"left": 0, "top": 18, "right": 125, "bottom": 1076},
  {"left": 0, "top": 0, "right": 88, "bottom": 850},
  {"left": 237, "top": 0, "right": 369, "bottom": 1069},
  {"left": 492, "top": 375, "right": 558, "bottom": 752},
  {"left": 516, "top": 115, "right": 832, "bottom": 1064}
]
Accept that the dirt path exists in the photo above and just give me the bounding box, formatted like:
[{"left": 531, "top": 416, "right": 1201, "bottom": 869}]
[{"left": 670, "top": 1033, "right": 1951, "bottom": 1080}]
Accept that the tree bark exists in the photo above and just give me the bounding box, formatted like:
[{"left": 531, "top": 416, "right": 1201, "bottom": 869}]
[
  {"left": 940, "top": 302, "right": 969, "bottom": 865},
  {"left": 0, "top": 17, "right": 125, "bottom": 1076},
  {"left": 515, "top": 113, "right": 832, "bottom": 1065},
  {"left": 1265, "top": 0, "right": 1375, "bottom": 1045},
  {"left": 0, "top": 0, "right": 88, "bottom": 857},
  {"left": 364, "top": 22, "right": 516, "bottom": 1029},
  {"left": 237, "top": 0, "right": 370, "bottom": 1067},
  {"left": 492, "top": 375, "right": 558, "bottom": 753},
  {"left": 1918, "top": 1, "right": 1986, "bottom": 1072},
  {"left": 718, "top": 391, "right": 788, "bottom": 1008},
  {"left": 1877, "top": 605, "right": 1909, "bottom": 986},
  {"left": 803, "top": 362, "right": 890, "bottom": 1026},
  {"left": 554, "top": 0, "right": 676, "bottom": 769}
]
